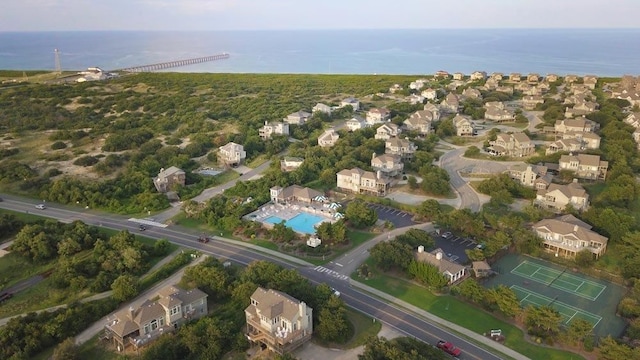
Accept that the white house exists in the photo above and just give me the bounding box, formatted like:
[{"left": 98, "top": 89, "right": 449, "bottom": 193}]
[
  {"left": 312, "top": 103, "right": 332, "bottom": 115},
  {"left": 259, "top": 121, "right": 290, "bottom": 140},
  {"left": 375, "top": 123, "right": 402, "bottom": 140},
  {"left": 284, "top": 111, "right": 311, "bottom": 125},
  {"left": 415, "top": 246, "right": 466, "bottom": 284},
  {"left": 317, "top": 128, "right": 340, "bottom": 148},
  {"left": 340, "top": 97, "right": 360, "bottom": 111},
  {"left": 219, "top": 142, "right": 246, "bottom": 166}
]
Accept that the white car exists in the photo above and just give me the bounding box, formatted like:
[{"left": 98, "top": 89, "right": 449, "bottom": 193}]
[
  {"left": 35, "top": 204, "right": 46, "bottom": 210},
  {"left": 331, "top": 287, "right": 341, "bottom": 297}
]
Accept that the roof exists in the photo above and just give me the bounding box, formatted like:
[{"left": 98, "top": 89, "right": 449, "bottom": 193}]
[
  {"left": 538, "top": 182, "right": 587, "bottom": 199},
  {"left": 248, "top": 287, "right": 305, "bottom": 321},
  {"left": 512, "top": 132, "right": 532, "bottom": 143},
  {"left": 220, "top": 142, "right": 243, "bottom": 152},
  {"left": 472, "top": 261, "right": 491, "bottom": 271},
  {"left": 416, "top": 248, "right": 466, "bottom": 276},
  {"left": 159, "top": 166, "right": 184, "bottom": 177},
  {"left": 560, "top": 154, "right": 604, "bottom": 167},
  {"left": 276, "top": 185, "right": 323, "bottom": 201},
  {"left": 386, "top": 137, "right": 412, "bottom": 147},
  {"left": 372, "top": 153, "right": 402, "bottom": 166},
  {"left": 533, "top": 218, "right": 607, "bottom": 245}
]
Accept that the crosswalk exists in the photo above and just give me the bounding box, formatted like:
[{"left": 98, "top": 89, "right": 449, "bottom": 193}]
[{"left": 314, "top": 266, "right": 349, "bottom": 281}]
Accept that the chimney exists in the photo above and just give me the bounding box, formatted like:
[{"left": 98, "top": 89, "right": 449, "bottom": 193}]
[
  {"left": 128, "top": 306, "right": 135, "bottom": 321},
  {"left": 376, "top": 170, "right": 382, "bottom": 180},
  {"left": 574, "top": 225, "right": 579, "bottom": 232},
  {"left": 573, "top": 178, "right": 578, "bottom": 183},
  {"left": 418, "top": 245, "right": 424, "bottom": 253},
  {"left": 372, "top": 152, "right": 376, "bottom": 160},
  {"left": 435, "top": 251, "right": 443, "bottom": 260},
  {"left": 265, "top": 121, "right": 268, "bottom": 125}
]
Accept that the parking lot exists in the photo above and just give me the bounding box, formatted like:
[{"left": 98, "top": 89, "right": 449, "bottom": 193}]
[
  {"left": 367, "top": 203, "right": 417, "bottom": 228},
  {"left": 432, "top": 231, "right": 479, "bottom": 264}
]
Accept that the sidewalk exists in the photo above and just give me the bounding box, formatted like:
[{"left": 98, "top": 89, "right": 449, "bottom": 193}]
[
  {"left": 349, "top": 280, "right": 531, "bottom": 360},
  {"left": 75, "top": 253, "right": 208, "bottom": 345}
]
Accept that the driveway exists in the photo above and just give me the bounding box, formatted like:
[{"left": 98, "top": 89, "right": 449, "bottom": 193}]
[
  {"left": 366, "top": 203, "right": 417, "bottom": 228},
  {"left": 293, "top": 324, "right": 402, "bottom": 360}
]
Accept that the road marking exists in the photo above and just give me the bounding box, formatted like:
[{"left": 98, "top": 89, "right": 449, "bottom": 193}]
[
  {"left": 401, "top": 213, "right": 407, "bottom": 217},
  {"left": 348, "top": 259, "right": 354, "bottom": 264},
  {"left": 335, "top": 263, "right": 343, "bottom": 267}
]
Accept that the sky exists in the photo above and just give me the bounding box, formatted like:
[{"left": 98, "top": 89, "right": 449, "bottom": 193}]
[{"left": 2, "top": 0, "right": 639, "bottom": 31}]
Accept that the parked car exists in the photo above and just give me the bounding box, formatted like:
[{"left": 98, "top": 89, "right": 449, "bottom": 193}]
[
  {"left": 437, "top": 340, "right": 461, "bottom": 357},
  {"left": 441, "top": 231, "right": 453, "bottom": 239},
  {"left": 35, "top": 204, "right": 46, "bottom": 210}
]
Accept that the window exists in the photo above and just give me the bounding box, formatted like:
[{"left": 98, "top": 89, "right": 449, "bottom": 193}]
[
  {"left": 150, "top": 319, "right": 158, "bottom": 331},
  {"left": 170, "top": 306, "right": 180, "bottom": 316},
  {"left": 144, "top": 324, "right": 150, "bottom": 335}
]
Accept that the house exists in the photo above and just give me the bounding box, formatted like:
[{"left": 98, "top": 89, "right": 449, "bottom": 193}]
[
  {"left": 375, "top": 123, "right": 402, "bottom": 140},
  {"left": 522, "top": 95, "right": 544, "bottom": 110},
  {"left": 496, "top": 86, "right": 514, "bottom": 95},
  {"left": 509, "top": 73, "right": 522, "bottom": 82},
  {"left": 440, "top": 93, "right": 460, "bottom": 113},
  {"left": 462, "top": 88, "right": 482, "bottom": 99},
  {"left": 564, "top": 75, "right": 579, "bottom": 84},
  {"left": 545, "top": 74, "right": 559, "bottom": 83},
  {"left": 564, "top": 101, "right": 598, "bottom": 118},
  {"left": 535, "top": 180, "right": 589, "bottom": 212},
  {"left": 522, "top": 85, "right": 543, "bottom": 96},
  {"left": 553, "top": 118, "right": 598, "bottom": 134},
  {"left": 153, "top": 166, "right": 185, "bottom": 193},
  {"left": 409, "top": 79, "right": 428, "bottom": 90},
  {"left": 104, "top": 285, "right": 207, "bottom": 351},
  {"left": 385, "top": 137, "right": 417, "bottom": 159},
  {"left": 532, "top": 215, "right": 608, "bottom": 259},
  {"left": 371, "top": 153, "right": 404, "bottom": 177},
  {"left": 259, "top": 121, "right": 290, "bottom": 140},
  {"left": 280, "top": 157, "right": 304, "bottom": 172},
  {"left": 406, "top": 94, "right": 425, "bottom": 105},
  {"left": 470, "top": 71, "right": 487, "bottom": 81},
  {"left": 484, "top": 101, "right": 504, "bottom": 110},
  {"left": 340, "top": 97, "right": 360, "bottom": 111},
  {"left": 421, "top": 88, "right": 438, "bottom": 100},
  {"left": 423, "top": 102, "right": 441, "bottom": 121},
  {"left": 336, "top": 167, "right": 391, "bottom": 196},
  {"left": 490, "top": 72, "right": 504, "bottom": 81},
  {"left": 453, "top": 114, "right": 474, "bottom": 136},
  {"left": 346, "top": 116, "right": 368, "bottom": 131},
  {"left": 312, "top": 103, "right": 332, "bottom": 115},
  {"left": 578, "top": 132, "right": 602, "bottom": 150},
  {"left": 452, "top": 72, "right": 464, "bottom": 80},
  {"left": 559, "top": 154, "right": 608, "bottom": 180},
  {"left": 415, "top": 246, "right": 466, "bottom": 284},
  {"left": 472, "top": 261, "right": 492, "bottom": 278},
  {"left": 219, "top": 142, "right": 246, "bottom": 166},
  {"left": 527, "top": 73, "right": 540, "bottom": 84},
  {"left": 405, "top": 113, "right": 433, "bottom": 134},
  {"left": 624, "top": 112, "right": 640, "bottom": 128},
  {"left": 434, "top": 70, "right": 450, "bottom": 79},
  {"left": 484, "top": 78, "right": 499, "bottom": 90},
  {"left": 488, "top": 133, "right": 534, "bottom": 157},
  {"left": 317, "top": 128, "right": 339, "bottom": 147},
  {"left": 583, "top": 75, "right": 598, "bottom": 89},
  {"left": 506, "top": 164, "right": 548, "bottom": 188},
  {"left": 270, "top": 185, "right": 323, "bottom": 204},
  {"left": 485, "top": 106, "right": 515, "bottom": 122},
  {"left": 366, "top": 108, "right": 391, "bottom": 124},
  {"left": 545, "top": 138, "right": 583, "bottom": 155},
  {"left": 284, "top": 111, "right": 311, "bottom": 125},
  {"left": 245, "top": 287, "right": 313, "bottom": 355},
  {"left": 389, "top": 84, "right": 403, "bottom": 93}
]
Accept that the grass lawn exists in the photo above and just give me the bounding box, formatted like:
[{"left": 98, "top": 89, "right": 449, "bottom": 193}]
[
  {"left": 246, "top": 155, "right": 269, "bottom": 168},
  {"left": 353, "top": 259, "right": 585, "bottom": 360},
  {"left": 0, "top": 252, "right": 53, "bottom": 289},
  {"left": 170, "top": 213, "right": 235, "bottom": 238},
  {"left": 298, "top": 230, "right": 377, "bottom": 266}
]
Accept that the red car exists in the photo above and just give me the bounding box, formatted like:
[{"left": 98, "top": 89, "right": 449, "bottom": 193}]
[{"left": 437, "top": 340, "right": 461, "bottom": 357}]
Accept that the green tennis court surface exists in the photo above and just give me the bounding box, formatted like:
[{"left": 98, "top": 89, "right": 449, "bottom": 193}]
[
  {"left": 511, "top": 260, "right": 606, "bottom": 301},
  {"left": 511, "top": 285, "right": 602, "bottom": 328}
]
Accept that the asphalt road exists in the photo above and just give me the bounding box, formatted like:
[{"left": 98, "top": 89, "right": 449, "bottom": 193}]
[
  {"left": 439, "top": 148, "right": 483, "bottom": 212},
  {"left": 0, "top": 197, "right": 509, "bottom": 360}
]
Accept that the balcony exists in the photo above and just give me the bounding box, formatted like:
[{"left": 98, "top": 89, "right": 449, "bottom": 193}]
[{"left": 246, "top": 317, "right": 312, "bottom": 354}]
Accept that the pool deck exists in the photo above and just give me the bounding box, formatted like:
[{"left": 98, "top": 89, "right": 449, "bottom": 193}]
[{"left": 246, "top": 202, "right": 339, "bottom": 231}]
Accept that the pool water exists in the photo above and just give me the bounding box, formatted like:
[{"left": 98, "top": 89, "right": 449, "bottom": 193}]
[{"left": 264, "top": 213, "right": 325, "bottom": 234}]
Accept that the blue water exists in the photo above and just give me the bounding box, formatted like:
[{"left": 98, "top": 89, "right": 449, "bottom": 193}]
[
  {"left": 1, "top": 29, "right": 639, "bottom": 76},
  {"left": 264, "top": 213, "right": 325, "bottom": 234}
]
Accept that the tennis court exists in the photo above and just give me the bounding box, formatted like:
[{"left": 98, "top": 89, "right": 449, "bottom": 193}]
[
  {"left": 511, "top": 285, "right": 602, "bottom": 328},
  {"left": 511, "top": 260, "right": 606, "bottom": 301}
]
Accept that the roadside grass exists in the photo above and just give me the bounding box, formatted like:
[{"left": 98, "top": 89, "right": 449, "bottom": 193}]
[
  {"left": 353, "top": 259, "right": 585, "bottom": 360},
  {"left": 171, "top": 213, "right": 235, "bottom": 238},
  {"left": 355, "top": 195, "right": 422, "bottom": 212},
  {"left": 297, "top": 230, "right": 376, "bottom": 266},
  {"left": 246, "top": 154, "right": 268, "bottom": 168},
  {"left": 0, "top": 252, "right": 53, "bottom": 290}
]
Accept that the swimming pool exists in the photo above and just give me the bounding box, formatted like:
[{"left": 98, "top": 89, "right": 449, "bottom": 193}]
[{"left": 264, "top": 213, "right": 325, "bottom": 234}]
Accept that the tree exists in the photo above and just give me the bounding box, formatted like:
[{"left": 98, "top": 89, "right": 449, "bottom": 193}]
[
  {"left": 407, "top": 175, "right": 418, "bottom": 189},
  {"left": 345, "top": 200, "right": 377, "bottom": 229},
  {"left": 453, "top": 279, "right": 486, "bottom": 304},
  {"left": 565, "top": 318, "right": 593, "bottom": 345},
  {"left": 524, "top": 305, "right": 563, "bottom": 337},
  {"left": 574, "top": 249, "right": 595, "bottom": 268},
  {"left": 407, "top": 260, "right": 449, "bottom": 289},
  {"left": 464, "top": 145, "right": 480, "bottom": 157},
  {"left": 369, "top": 240, "right": 413, "bottom": 271},
  {"left": 269, "top": 221, "right": 297, "bottom": 243},
  {"left": 597, "top": 336, "right": 639, "bottom": 360},
  {"left": 483, "top": 285, "right": 521, "bottom": 317},
  {"left": 417, "top": 199, "right": 441, "bottom": 221},
  {"left": 111, "top": 274, "right": 139, "bottom": 302},
  {"left": 316, "top": 295, "right": 349, "bottom": 342},
  {"left": 52, "top": 338, "right": 79, "bottom": 360}
]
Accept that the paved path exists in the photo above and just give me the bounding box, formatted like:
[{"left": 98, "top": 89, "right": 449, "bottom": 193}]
[{"left": 153, "top": 160, "right": 272, "bottom": 223}]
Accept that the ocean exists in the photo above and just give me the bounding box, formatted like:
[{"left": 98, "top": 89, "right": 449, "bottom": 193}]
[{"left": 0, "top": 29, "right": 639, "bottom": 76}]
